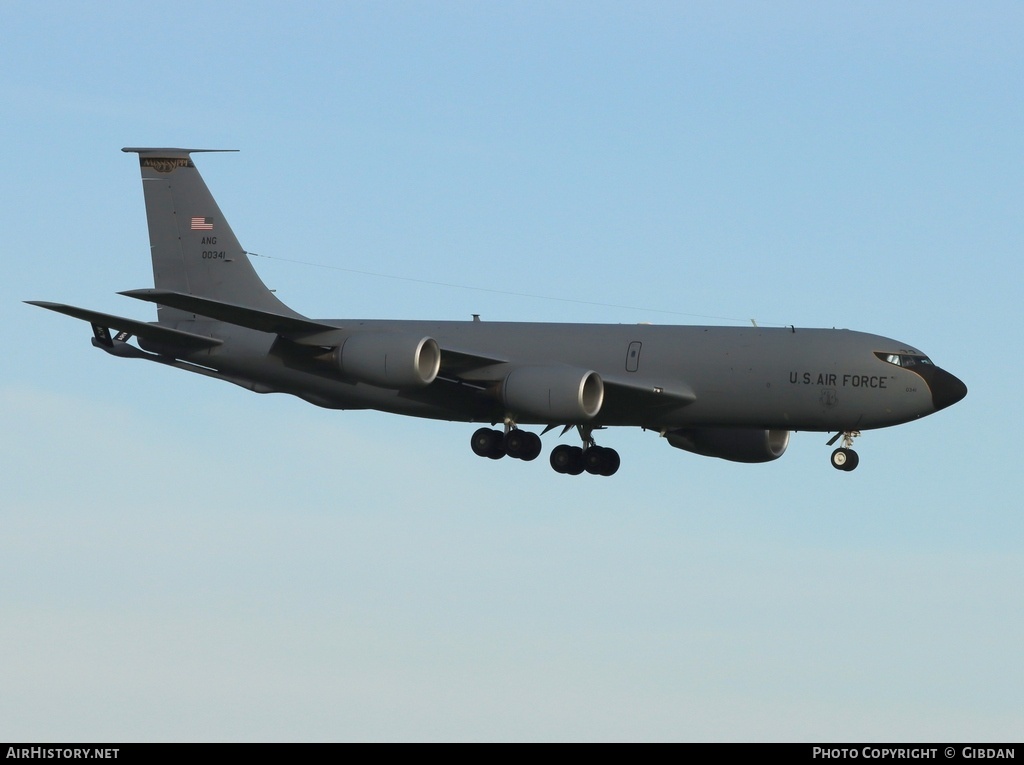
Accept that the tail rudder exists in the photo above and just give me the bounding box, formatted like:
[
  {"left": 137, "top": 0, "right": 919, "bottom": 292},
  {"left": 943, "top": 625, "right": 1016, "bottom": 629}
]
[{"left": 122, "top": 147, "right": 299, "bottom": 323}]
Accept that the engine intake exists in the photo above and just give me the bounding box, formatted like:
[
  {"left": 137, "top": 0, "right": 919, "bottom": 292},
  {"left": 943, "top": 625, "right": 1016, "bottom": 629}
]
[
  {"left": 333, "top": 332, "right": 440, "bottom": 389},
  {"left": 666, "top": 428, "right": 790, "bottom": 463},
  {"left": 501, "top": 366, "right": 604, "bottom": 422}
]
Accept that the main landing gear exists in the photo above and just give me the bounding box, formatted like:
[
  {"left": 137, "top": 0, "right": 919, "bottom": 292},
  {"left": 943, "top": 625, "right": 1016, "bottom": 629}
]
[
  {"left": 827, "top": 430, "right": 861, "bottom": 472},
  {"left": 471, "top": 427, "right": 542, "bottom": 462},
  {"left": 470, "top": 424, "right": 620, "bottom": 476},
  {"left": 550, "top": 425, "right": 620, "bottom": 476},
  {"left": 549, "top": 444, "right": 620, "bottom": 476}
]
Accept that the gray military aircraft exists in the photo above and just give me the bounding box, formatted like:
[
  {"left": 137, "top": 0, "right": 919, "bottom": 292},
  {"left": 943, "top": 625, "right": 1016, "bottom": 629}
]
[{"left": 29, "top": 148, "right": 967, "bottom": 476}]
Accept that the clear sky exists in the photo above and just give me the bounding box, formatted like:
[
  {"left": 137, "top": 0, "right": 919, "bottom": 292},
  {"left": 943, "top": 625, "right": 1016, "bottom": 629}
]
[{"left": 1, "top": 1, "right": 1021, "bottom": 742}]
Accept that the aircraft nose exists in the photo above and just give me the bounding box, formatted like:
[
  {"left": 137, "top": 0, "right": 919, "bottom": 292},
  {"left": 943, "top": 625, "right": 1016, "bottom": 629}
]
[{"left": 928, "top": 367, "right": 968, "bottom": 411}]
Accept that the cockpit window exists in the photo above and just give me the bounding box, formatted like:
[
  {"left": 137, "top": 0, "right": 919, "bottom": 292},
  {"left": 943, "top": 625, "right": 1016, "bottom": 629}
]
[{"left": 876, "top": 352, "right": 934, "bottom": 368}]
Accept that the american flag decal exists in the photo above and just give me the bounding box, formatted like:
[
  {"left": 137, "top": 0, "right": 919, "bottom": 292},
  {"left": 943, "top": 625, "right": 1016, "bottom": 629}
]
[{"left": 191, "top": 216, "right": 214, "bottom": 230}]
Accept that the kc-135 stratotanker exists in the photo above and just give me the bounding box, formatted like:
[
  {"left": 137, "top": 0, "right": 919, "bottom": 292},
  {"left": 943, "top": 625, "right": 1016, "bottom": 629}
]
[{"left": 29, "top": 149, "right": 967, "bottom": 476}]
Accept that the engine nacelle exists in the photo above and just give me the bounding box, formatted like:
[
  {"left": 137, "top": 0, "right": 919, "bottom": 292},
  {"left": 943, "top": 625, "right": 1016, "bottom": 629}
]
[
  {"left": 501, "top": 366, "right": 604, "bottom": 422},
  {"left": 665, "top": 428, "right": 790, "bottom": 463},
  {"left": 333, "top": 332, "right": 440, "bottom": 389}
]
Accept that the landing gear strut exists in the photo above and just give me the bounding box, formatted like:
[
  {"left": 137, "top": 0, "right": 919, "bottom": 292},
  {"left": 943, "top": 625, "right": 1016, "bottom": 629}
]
[{"left": 827, "top": 431, "right": 861, "bottom": 471}]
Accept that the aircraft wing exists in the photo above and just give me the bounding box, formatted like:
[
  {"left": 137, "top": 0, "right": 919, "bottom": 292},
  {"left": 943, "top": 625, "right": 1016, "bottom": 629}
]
[
  {"left": 434, "top": 344, "right": 696, "bottom": 414},
  {"left": 119, "top": 289, "right": 334, "bottom": 337},
  {"left": 26, "top": 301, "right": 222, "bottom": 350},
  {"left": 103, "top": 291, "right": 698, "bottom": 417}
]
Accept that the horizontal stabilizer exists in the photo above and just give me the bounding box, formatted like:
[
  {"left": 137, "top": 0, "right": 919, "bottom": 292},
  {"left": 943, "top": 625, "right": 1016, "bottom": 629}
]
[
  {"left": 122, "top": 147, "right": 239, "bottom": 155},
  {"left": 26, "top": 301, "right": 222, "bottom": 350},
  {"left": 119, "top": 289, "right": 334, "bottom": 337}
]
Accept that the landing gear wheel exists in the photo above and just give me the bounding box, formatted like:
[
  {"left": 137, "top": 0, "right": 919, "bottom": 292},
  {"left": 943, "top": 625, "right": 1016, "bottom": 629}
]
[
  {"left": 471, "top": 427, "right": 506, "bottom": 459},
  {"left": 504, "top": 430, "right": 528, "bottom": 459},
  {"left": 521, "top": 432, "right": 542, "bottom": 462},
  {"left": 843, "top": 449, "right": 859, "bottom": 471},
  {"left": 583, "top": 446, "right": 605, "bottom": 474},
  {"left": 583, "top": 446, "right": 611, "bottom": 475},
  {"left": 565, "top": 446, "right": 585, "bottom": 475},
  {"left": 599, "top": 448, "right": 621, "bottom": 476},
  {"left": 831, "top": 447, "right": 859, "bottom": 471},
  {"left": 471, "top": 427, "right": 496, "bottom": 457},
  {"left": 501, "top": 430, "right": 542, "bottom": 461},
  {"left": 552, "top": 426, "right": 621, "bottom": 477},
  {"left": 827, "top": 431, "right": 861, "bottom": 471},
  {"left": 487, "top": 432, "right": 507, "bottom": 460},
  {"left": 583, "top": 446, "right": 621, "bottom": 476},
  {"left": 550, "top": 444, "right": 584, "bottom": 474},
  {"left": 550, "top": 444, "right": 574, "bottom": 474}
]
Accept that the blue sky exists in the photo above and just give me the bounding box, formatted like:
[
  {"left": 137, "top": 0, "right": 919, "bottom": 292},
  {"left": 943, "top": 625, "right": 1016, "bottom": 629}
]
[{"left": 1, "top": 1, "right": 1021, "bottom": 741}]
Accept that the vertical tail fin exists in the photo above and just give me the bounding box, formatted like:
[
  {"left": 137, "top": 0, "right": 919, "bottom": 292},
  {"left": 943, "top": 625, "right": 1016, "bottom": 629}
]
[{"left": 122, "top": 147, "right": 299, "bottom": 323}]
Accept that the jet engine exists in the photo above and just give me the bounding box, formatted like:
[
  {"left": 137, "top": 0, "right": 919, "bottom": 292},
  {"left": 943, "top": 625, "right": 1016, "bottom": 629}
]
[
  {"left": 332, "top": 332, "right": 441, "bottom": 389},
  {"left": 502, "top": 366, "right": 604, "bottom": 422},
  {"left": 665, "top": 428, "right": 790, "bottom": 463}
]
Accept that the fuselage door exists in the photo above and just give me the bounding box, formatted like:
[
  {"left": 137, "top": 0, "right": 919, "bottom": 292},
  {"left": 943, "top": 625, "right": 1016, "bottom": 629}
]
[{"left": 625, "top": 341, "right": 642, "bottom": 373}]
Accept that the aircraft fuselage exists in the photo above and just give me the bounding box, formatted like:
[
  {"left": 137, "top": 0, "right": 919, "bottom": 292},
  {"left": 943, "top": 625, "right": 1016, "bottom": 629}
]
[{"left": 172, "top": 319, "right": 955, "bottom": 433}]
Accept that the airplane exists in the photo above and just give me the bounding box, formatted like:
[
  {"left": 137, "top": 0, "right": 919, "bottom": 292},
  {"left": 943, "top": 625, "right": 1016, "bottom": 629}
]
[{"left": 28, "top": 148, "right": 967, "bottom": 477}]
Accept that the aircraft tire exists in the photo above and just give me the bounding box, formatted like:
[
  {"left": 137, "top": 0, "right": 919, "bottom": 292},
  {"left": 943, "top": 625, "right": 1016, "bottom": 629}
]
[
  {"left": 599, "top": 448, "right": 621, "bottom": 476},
  {"left": 565, "top": 446, "right": 585, "bottom": 475},
  {"left": 831, "top": 447, "right": 859, "bottom": 471},
  {"left": 471, "top": 427, "right": 495, "bottom": 457},
  {"left": 504, "top": 430, "right": 527, "bottom": 459},
  {"left": 584, "top": 446, "right": 607, "bottom": 475},
  {"left": 583, "top": 446, "right": 621, "bottom": 476},
  {"left": 550, "top": 444, "right": 571, "bottom": 473},
  {"left": 520, "top": 432, "right": 542, "bottom": 462},
  {"left": 504, "top": 430, "right": 543, "bottom": 462},
  {"left": 487, "top": 430, "right": 506, "bottom": 459},
  {"left": 472, "top": 427, "right": 506, "bottom": 459},
  {"left": 471, "top": 427, "right": 498, "bottom": 458}
]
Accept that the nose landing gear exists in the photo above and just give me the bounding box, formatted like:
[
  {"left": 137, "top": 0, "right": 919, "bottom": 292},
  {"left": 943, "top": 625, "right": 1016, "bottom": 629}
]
[{"left": 827, "top": 431, "right": 861, "bottom": 471}]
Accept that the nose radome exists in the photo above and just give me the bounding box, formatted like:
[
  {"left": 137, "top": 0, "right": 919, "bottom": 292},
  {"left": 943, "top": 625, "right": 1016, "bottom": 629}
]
[{"left": 930, "top": 367, "right": 968, "bottom": 411}]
